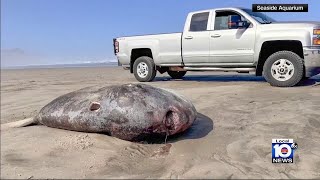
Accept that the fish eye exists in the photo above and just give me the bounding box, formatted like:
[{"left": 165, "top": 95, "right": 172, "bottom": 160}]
[{"left": 90, "top": 102, "right": 101, "bottom": 111}]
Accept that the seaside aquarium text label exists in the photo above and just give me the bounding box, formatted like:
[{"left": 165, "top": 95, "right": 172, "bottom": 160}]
[{"left": 252, "top": 4, "right": 308, "bottom": 12}]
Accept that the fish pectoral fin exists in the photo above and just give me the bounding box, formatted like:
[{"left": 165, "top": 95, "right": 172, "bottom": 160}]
[{"left": 1, "top": 118, "right": 37, "bottom": 131}]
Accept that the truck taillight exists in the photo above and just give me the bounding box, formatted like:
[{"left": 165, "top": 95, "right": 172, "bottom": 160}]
[{"left": 113, "top": 39, "right": 119, "bottom": 54}]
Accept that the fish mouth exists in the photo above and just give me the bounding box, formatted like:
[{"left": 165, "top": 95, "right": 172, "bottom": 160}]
[{"left": 164, "top": 110, "right": 188, "bottom": 135}]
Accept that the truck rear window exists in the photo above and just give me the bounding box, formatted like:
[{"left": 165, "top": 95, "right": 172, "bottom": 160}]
[{"left": 189, "top": 12, "right": 209, "bottom": 32}]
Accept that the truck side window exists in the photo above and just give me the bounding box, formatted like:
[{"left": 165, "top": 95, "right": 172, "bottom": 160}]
[
  {"left": 189, "top": 12, "right": 209, "bottom": 32},
  {"left": 215, "top": 11, "right": 249, "bottom": 30}
]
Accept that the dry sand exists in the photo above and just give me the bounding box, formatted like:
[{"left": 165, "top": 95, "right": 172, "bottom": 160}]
[{"left": 1, "top": 67, "right": 320, "bottom": 179}]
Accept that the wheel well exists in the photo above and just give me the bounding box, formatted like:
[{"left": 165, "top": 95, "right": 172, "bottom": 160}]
[
  {"left": 130, "top": 48, "right": 153, "bottom": 73},
  {"left": 256, "top": 40, "right": 304, "bottom": 76}
]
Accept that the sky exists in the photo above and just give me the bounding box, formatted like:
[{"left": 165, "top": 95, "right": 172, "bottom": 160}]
[{"left": 1, "top": 0, "right": 319, "bottom": 67}]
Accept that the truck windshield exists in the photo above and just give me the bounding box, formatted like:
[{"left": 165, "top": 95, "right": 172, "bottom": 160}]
[{"left": 241, "top": 8, "right": 276, "bottom": 24}]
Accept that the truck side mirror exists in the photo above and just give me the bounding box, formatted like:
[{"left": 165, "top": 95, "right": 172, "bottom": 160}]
[{"left": 228, "top": 15, "right": 244, "bottom": 29}]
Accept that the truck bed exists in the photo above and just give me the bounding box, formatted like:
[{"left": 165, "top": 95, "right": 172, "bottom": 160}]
[{"left": 116, "top": 33, "right": 183, "bottom": 66}]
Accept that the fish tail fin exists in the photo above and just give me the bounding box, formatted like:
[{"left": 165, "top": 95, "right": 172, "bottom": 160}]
[{"left": 1, "top": 117, "right": 38, "bottom": 131}]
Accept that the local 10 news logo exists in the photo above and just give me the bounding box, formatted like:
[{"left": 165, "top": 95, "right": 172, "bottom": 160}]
[{"left": 272, "top": 139, "right": 298, "bottom": 163}]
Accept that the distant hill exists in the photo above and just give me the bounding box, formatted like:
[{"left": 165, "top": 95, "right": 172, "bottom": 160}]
[
  {"left": 1, "top": 48, "right": 119, "bottom": 69},
  {"left": 2, "top": 61, "right": 119, "bottom": 70}
]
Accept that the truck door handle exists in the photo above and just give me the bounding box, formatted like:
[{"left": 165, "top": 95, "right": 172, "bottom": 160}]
[
  {"left": 184, "top": 36, "right": 193, "bottom": 39},
  {"left": 211, "top": 34, "right": 221, "bottom": 38}
]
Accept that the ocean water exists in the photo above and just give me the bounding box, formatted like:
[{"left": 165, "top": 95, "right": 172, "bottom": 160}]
[{"left": 1, "top": 62, "right": 119, "bottom": 70}]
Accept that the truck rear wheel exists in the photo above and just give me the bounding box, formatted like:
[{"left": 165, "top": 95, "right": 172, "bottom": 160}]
[
  {"left": 263, "top": 51, "right": 304, "bottom": 87},
  {"left": 133, "top": 56, "right": 157, "bottom": 82},
  {"left": 167, "top": 71, "right": 187, "bottom": 79}
]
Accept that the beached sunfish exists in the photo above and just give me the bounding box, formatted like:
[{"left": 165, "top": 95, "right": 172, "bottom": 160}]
[{"left": 8, "top": 84, "right": 197, "bottom": 141}]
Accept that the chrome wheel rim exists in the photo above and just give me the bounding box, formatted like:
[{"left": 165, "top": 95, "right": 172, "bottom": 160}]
[
  {"left": 137, "top": 62, "right": 149, "bottom": 78},
  {"left": 271, "top": 59, "right": 295, "bottom": 81}
]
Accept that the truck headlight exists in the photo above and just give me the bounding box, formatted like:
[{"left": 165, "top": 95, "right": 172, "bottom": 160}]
[
  {"left": 314, "top": 38, "right": 320, "bottom": 45},
  {"left": 313, "top": 29, "right": 320, "bottom": 45},
  {"left": 314, "top": 29, "right": 320, "bottom": 35}
]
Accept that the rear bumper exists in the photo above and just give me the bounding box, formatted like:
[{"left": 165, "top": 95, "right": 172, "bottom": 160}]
[
  {"left": 304, "top": 46, "right": 320, "bottom": 77},
  {"left": 116, "top": 54, "right": 130, "bottom": 70}
]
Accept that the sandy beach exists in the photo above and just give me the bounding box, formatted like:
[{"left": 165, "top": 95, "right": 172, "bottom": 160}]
[{"left": 1, "top": 66, "right": 320, "bottom": 179}]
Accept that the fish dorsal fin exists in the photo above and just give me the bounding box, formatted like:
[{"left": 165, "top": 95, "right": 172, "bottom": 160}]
[{"left": 1, "top": 118, "right": 37, "bottom": 131}]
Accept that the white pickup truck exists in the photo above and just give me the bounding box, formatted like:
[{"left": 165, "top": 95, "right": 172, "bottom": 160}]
[{"left": 113, "top": 7, "right": 320, "bottom": 87}]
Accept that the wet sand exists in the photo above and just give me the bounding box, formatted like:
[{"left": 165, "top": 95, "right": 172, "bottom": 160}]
[{"left": 1, "top": 67, "right": 320, "bottom": 179}]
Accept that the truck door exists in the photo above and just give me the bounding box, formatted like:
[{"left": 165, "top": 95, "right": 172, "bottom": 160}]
[
  {"left": 182, "top": 12, "right": 211, "bottom": 65},
  {"left": 209, "top": 10, "right": 256, "bottom": 64}
]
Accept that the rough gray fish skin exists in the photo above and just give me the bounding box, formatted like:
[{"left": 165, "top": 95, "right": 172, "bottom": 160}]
[{"left": 34, "top": 84, "right": 197, "bottom": 141}]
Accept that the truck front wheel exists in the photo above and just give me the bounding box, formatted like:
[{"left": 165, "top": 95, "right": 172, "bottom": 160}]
[
  {"left": 263, "top": 51, "right": 304, "bottom": 87},
  {"left": 167, "top": 71, "right": 187, "bottom": 79},
  {"left": 133, "top": 56, "right": 157, "bottom": 82}
]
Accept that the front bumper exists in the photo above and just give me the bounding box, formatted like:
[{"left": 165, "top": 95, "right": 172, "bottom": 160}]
[{"left": 304, "top": 46, "right": 320, "bottom": 77}]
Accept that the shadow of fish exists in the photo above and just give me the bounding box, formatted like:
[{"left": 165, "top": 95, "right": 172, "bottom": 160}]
[{"left": 4, "top": 84, "right": 197, "bottom": 141}]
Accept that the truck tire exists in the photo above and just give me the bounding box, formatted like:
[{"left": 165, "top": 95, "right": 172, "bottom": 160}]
[
  {"left": 133, "top": 56, "right": 157, "bottom": 82},
  {"left": 167, "top": 71, "right": 187, "bottom": 79},
  {"left": 263, "top": 51, "right": 304, "bottom": 87}
]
